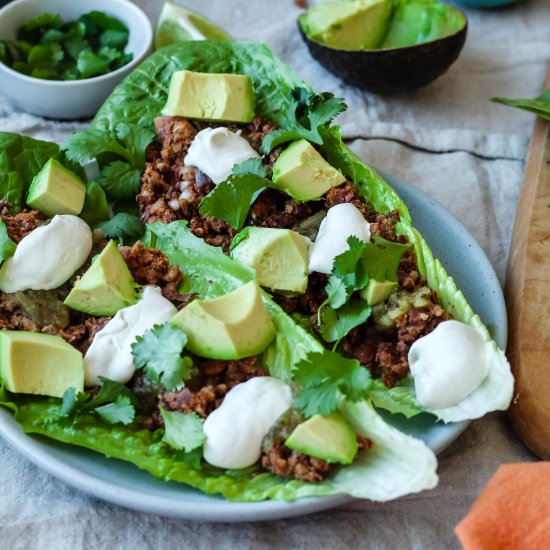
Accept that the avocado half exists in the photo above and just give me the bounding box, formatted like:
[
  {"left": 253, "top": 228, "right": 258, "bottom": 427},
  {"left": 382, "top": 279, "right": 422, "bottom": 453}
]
[{"left": 298, "top": 1, "right": 468, "bottom": 94}]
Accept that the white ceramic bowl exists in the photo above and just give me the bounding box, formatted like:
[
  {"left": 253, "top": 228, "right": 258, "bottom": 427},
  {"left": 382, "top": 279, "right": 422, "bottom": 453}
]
[{"left": 0, "top": 0, "right": 153, "bottom": 119}]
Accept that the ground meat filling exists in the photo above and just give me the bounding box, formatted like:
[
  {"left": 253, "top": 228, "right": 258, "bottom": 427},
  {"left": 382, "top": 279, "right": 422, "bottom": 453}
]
[
  {"left": 0, "top": 201, "right": 43, "bottom": 243},
  {"left": 159, "top": 356, "right": 266, "bottom": 420},
  {"left": 138, "top": 116, "right": 318, "bottom": 252},
  {"left": 261, "top": 434, "right": 372, "bottom": 483},
  {"left": 118, "top": 241, "right": 191, "bottom": 308}
]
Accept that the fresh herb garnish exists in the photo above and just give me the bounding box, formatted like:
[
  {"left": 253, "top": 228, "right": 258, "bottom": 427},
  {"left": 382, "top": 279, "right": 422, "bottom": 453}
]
[
  {"left": 293, "top": 350, "right": 371, "bottom": 417},
  {"left": 0, "top": 11, "right": 132, "bottom": 81},
  {"left": 95, "top": 213, "right": 145, "bottom": 244},
  {"left": 198, "top": 158, "right": 272, "bottom": 230},
  {"left": 319, "top": 298, "right": 372, "bottom": 350},
  {"left": 0, "top": 220, "right": 16, "bottom": 264},
  {"left": 131, "top": 323, "right": 193, "bottom": 391},
  {"left": 63, "top": 123, "right": 155, "bottom": 201},
  {"left": 261, "top": 88, "right": 346, "bottom": 153},
  {"left": 160, "top": 410, "right": 206, "bottom": 452},
  {"left": 491, "top": 88, "right": 550, "bottom": 121},
  {"left": 60, "top": 378, "right": 137, "bottom": 425},
  {"left": 317, "top": 235, "right": 409, "bottom": 347}
]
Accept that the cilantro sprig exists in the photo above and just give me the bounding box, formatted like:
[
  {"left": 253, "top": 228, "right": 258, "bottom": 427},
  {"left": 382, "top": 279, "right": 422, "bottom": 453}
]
[
  {"left": 317, "top": 235, "right": 409, "bottom": 348},
  {"left": 293, "top": 350, "right": 372, "bottom": 417},
  {"left": 160, "top": 410, "right": 206, "bottom": 453},
  {"left": 63, "top": 122, "right": 155, "bottom": 201},
  {"left": 95, "top": 213, "right": 145, "bottom": 244},
  {"left": 61, "top": 377, "right": 138, "bottom": 425},
  {"left": 261, "top": 88, "right": 346, "bottom": 153},
  {"left": 198, "top": 158, "right": 272, "bottom": 230},
  {"left": 131, "top": 323, "right": 193, "bottom": 391}
]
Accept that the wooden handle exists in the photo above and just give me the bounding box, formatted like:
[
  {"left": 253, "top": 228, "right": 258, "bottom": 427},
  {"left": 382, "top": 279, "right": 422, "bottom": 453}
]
[{"left": 506, "top": 69, "right": 550, "bottom": 458}]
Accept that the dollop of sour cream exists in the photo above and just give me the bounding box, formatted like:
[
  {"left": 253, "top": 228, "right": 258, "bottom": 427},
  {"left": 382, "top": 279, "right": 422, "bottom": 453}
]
[
  {"left": 408, "top": 320, "right": 491, "bottom": 409},
  {"left": 184, "top": 127, "right": 259, "bottom": 184},
  {"left": 84, "top": 286, "right": 177, "bottom": 386},
  {"left": 203, "top": 377, "right": 293, "bottom": 469},
  {"left": 0, "top": 215, "right": 92, "bottom": 293},
  {"left": 308, "top": 203, "right": 371, "bottom": 274}
]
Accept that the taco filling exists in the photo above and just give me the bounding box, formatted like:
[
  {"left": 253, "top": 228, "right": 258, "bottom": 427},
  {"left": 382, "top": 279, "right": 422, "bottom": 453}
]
[{"left": 136, "top": 106, "right": 449, "bottom": 392}]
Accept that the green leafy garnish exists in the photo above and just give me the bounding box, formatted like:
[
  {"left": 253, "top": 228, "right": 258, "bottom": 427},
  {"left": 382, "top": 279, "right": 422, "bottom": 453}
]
[
  {"left": 491, "top": 88, "right": 550, "bottom": 121},
  {"left": 131, "top": 323, "right": 192, "bottom": 391},
  {"left": 319, "top": 299, "right": 372, "bottom": 349},
  {"left": 60, "top": 378, "right": 137, "bottom": 425},
  {"left": 261, "top": 88, "right": 346, "bottom": 153},
  {"left": 332, "top": 236, "right": 371, "bottom": 292},
  {"left": 0, "top": 11, "right": 132, "bottom": 81},
  {"left": 293, "top": 350, "right": 372, "bottom": 417},
  {"left": 160, "top": 410, "right": 206, "bottom": 452},
  {"left": 95, "top": 213, "right": 145, "bottom": 244},
  {"left": 63, "top": 123, "right": 155, "bottom": 201},
  {"left": 198, "top": 158, "right": 272, "bottom": 230},
  {"left": 0, "top": 220, "right": 16, "bottom": 264}
]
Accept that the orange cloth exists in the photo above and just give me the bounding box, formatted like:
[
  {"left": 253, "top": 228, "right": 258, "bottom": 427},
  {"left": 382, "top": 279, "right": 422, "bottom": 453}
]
[{"left": 455, "top": 463, "right": 550, "bottom": 550}]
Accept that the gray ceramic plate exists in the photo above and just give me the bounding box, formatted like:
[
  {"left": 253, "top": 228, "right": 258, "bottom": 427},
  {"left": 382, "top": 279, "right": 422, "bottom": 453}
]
[{"left": 0, "top": 174, "right": 507, "bottom": 522}]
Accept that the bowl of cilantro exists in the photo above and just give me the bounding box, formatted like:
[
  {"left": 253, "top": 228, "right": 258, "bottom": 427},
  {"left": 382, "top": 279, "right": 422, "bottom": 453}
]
[{"left": 0, "top": 0, "right": 152, "bottom": 119}]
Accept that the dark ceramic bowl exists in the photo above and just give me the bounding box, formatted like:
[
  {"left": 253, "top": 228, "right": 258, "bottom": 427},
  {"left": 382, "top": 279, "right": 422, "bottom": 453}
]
[{"left": 299, "top": 14, "right": 467, "bottom": 94}]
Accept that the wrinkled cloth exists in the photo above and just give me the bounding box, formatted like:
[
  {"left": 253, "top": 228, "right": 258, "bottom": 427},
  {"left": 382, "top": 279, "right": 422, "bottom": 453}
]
[
  {"left": 0, "top": 0, "right": 549, "bottom": 548},
  {"left": 455, "top": 463, "right": 550, "bottom": 550}
]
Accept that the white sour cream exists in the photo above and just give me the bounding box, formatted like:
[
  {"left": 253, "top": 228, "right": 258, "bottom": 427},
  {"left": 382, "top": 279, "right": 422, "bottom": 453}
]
[
  {"left": 203, "top": 376, "right": 293, "bottom": 469},
  {"left": 308, "top": 203, "right": 371, "bottom": 274},
  {"left": 408, "top": 320, "right": 491, "bottom": 409},
  {"left": 0, "top": 215, "right": 92, "bottom": 293},
  {"left": 184, "top": 127, "right": 260, "bottom": 185},
  {"left": 84, "top": 286, "right": 178, "bottom": 386}
]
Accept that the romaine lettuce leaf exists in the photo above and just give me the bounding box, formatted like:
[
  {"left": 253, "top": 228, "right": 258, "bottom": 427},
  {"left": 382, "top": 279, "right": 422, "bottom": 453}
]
[
  {"left": 2, "top": 391, "right": 436, "bottom": 502},
  {"left": 0, "top": 132, "right": 60, "bottom": 213}
]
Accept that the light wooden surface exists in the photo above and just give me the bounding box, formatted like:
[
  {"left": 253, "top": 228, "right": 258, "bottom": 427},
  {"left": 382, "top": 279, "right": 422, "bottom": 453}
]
[{"left": 506, "top": 69, "right": 550, "bottom": 459}]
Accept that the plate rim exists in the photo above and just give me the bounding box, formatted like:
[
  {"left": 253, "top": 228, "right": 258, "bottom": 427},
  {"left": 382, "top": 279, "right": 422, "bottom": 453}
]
[{"left": 0, "top": 175, "right": 506, "bottom": 522}]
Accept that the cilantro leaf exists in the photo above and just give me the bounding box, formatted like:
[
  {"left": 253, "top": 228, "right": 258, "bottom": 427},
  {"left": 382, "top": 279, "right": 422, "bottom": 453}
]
[
  {"left": 96, "top": 161, "right": 142, "bottom": 200},
  {"left": 84, "top": 377, "right": 138, "bottom": 410},
  {"left": 76, "top": 48, "right": 111, "bottom": 79},
  {"left": 322, "top": 275, "right": 350, "bottom": 310},
  {"left": 131, "top": 323, "right": 192, "bottom": 391},
  {"left": 63, "top": 123, "right": 155, "bottom": 201},
  {"left": 160, "top": 410, "right": 206, "bottom": 452},
  {"left": 94, "top": 396, "right": 135, "bottom": 425},
  {"left": 319, "top": 299, "right": 372, "bottom": 349},
  {"left": 60, "top": 378, "right": 137, "bottom": 425},
  {"left": 262, "top": 88, "right": 346, "bottom": 153},
  {"left": 293, "top": 350, "right": 372, "bottom": 417},
  {"left": 333, "top": 236, "right": 370, "bottom": 292},
  {"left": 231, "top": 157, "right": 268, "bottom": 178},
  {"left": 95, "top": 213, "right": 145, "bottom": 244},
  {"left": 60, "top": 387, "right": 88, "bottom": 417},
  {"left": 362, "top": 235, "right": 410, "bottom": 283},
  {"left": 199, "top": 173, "right": 270, "bottom": 230},
  {"left": 0, "top": 220, "right": 16, "bottom": 264}
]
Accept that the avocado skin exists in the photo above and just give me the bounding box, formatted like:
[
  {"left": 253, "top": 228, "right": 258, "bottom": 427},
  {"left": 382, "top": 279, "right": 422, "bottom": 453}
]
[{"left": 298, "top": 23, "right": 467, "bottom": 93}]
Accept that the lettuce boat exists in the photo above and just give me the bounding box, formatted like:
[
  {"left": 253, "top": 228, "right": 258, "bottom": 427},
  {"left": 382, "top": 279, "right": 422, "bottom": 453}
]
[
  {"left": 0, "top": 41, "right": 511, "bottom": 503},
  {"left": 88, "top": 41, "right": 512, "bottom": 423}
]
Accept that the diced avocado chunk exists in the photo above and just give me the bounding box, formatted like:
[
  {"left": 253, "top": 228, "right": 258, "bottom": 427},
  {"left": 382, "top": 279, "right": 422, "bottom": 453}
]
[
  {"left": 272, "top": 140, "right": 346, "bottom": 202},
  {"left": 163, "top": 70, "right": 255, "bottom": 123},
  {"left": 230, "top": 227, "right": 310, "bottom": 293},
  {"left": 171, "top": 281, "right": 275, "bottom": 360},
  {"left": 64, "top": 240, "right": 138, "bottom": 316},
  {"left": 300, "top": 0, "right": 392, "bottom": 51},
  {"left": 285, "top": 412, "right": 358, "bottom": 464},
  {"left": 0, "top": 330, "right": 83, "bottom": 398},
  {"left": 360, "top": 279, "right": 397, "bottom": 306},
  {"left": 26, "top": 158, "right": 86, "bottom": 217}
]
